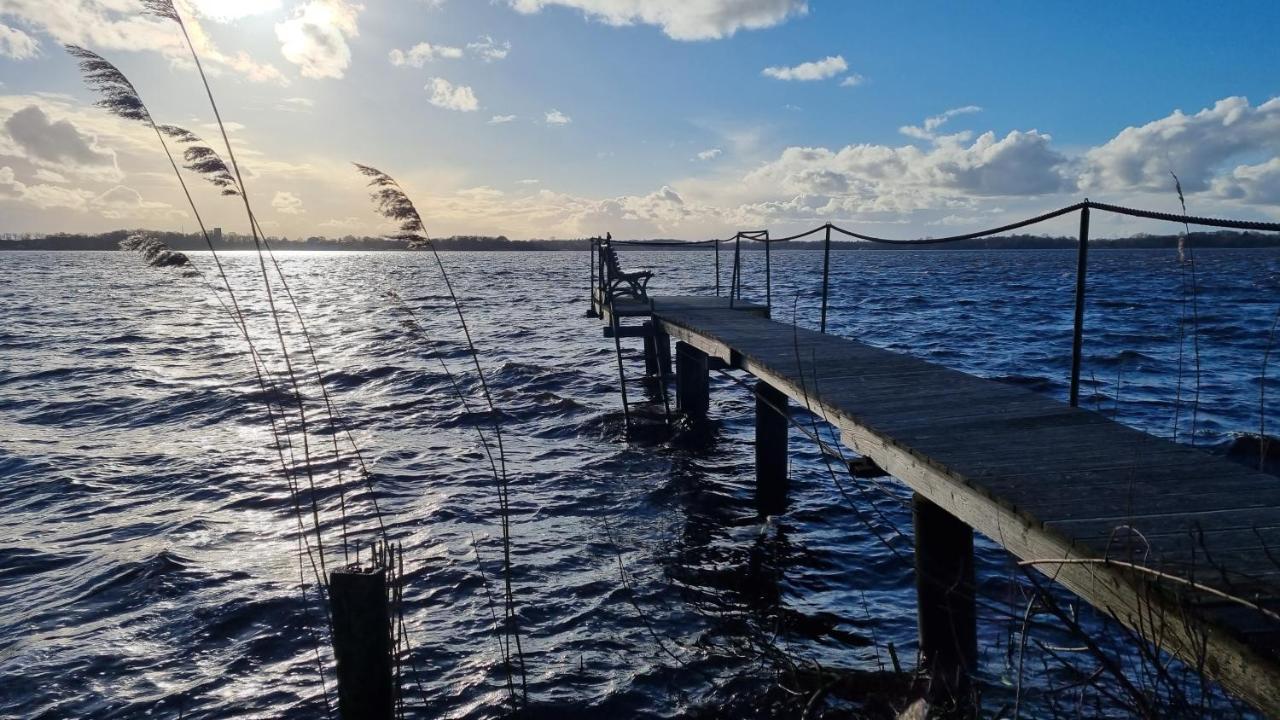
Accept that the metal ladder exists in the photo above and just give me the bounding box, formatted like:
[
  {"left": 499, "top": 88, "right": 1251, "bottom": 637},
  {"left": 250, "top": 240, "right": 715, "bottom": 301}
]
[{"left": 605, "top": 298, "right": 672, "bottom": 436}]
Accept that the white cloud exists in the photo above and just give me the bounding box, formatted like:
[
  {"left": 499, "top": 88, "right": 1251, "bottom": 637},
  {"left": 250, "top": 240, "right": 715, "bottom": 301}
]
[
  {"left": 489, "top": 114, "right": 518, "bottom": 124},
  {"left": 276, "top": 0, "right": 361, "bottom": 80},
  {"left": 1, "top": 0, "right": 285, "bottom": 83},
  {"left": 272, "top": 190, "right": 305, "bottom": 214},
  {"left": 739, "top": 129, "right": 1071, "bottom": 221},
  {"left": 900, "top": 106, "right": 982, "bottom": 140},
  {"left": 32, "top": 168, "right": 68, "bottom": 183},
  {"left": 3, "top": 105, "right": 119, "bottom": 179},
  {"left": 762, "top": 55, "right": 846, "bottom": 81},
  {"left": 0, "top": 22, "right": 39, "bottom": 59},
  {"left": 276, "top": 97, "right": 316, "bottom": 113},
  {"left": 1081, "top": 96, "right": 1280, "bottom": 196},
  {"left": 0, "top": 165, "right": 96, "bottom": 210},
  {"left": 92, "top": 185, "right": 171, "bottom": 219},
  {"left": 426, "top": 78, "right": 479, "bottom": 111},
  {"left": 839, "top": 74, "right": 864, "bottom": 88},
  {"left": 695, "top": 147, "right": 722, "bottom": 161},
  {"left": 517, "top": 178, "right": 540, "bottom": 184},
  {"left": 545, "top": 109, "right": 571, "bottom": 125},
  {"left": 389, "top": 42, "right": 463, "bottom": 67},
  {"left": 1212, "top": 157, "right": 1280, "bottom": 205},
  {"left": 319, "top": 215, "right": 364, "bottom": 230},
  {"left": 467, "top": 35, "right": 510, "bottom": 62},
  {"left": 506, "top": 0, "right": 807, "bottom": 40}
]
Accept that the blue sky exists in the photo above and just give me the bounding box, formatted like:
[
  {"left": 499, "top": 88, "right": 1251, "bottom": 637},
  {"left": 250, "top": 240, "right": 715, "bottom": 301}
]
[{"left": 1, "top": 0, "right": 1278, "bottom": 239}]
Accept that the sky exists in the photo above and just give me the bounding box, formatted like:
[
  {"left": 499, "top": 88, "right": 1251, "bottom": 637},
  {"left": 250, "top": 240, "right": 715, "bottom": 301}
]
[{"left": 0, "top": 0, "right": 1278, "bottom": 240}]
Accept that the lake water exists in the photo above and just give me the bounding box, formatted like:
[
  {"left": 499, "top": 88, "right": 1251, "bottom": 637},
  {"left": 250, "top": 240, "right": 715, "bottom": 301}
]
[{"left": 1, "top": 248, "right": 1277, "bottom": 718}]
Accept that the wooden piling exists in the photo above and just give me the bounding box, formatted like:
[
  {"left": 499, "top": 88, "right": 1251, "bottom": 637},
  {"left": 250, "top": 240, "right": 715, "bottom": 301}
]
[
  {"left": 675, "top": 341, "right": 709, "bottom": 420},
  {"left": 329, "top": 567, "right": 394, "bottom": 720},
  {"left": 913, "top": 494, "right": 976, "bottom": 713},
  {"left": 642, "top": 321, "right": 659, "bottom": 378},
  {"left": 755, "top": 381, "right": 788, "bottom": 515},
  {"left": 655, "top": 326, "right": 672, "bottom": 377}
]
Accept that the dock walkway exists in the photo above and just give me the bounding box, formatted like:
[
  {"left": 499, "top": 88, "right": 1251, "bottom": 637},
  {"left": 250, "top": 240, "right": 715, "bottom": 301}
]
[{"left": 600, "top": 293, "right": 1280, "bottom": 715}]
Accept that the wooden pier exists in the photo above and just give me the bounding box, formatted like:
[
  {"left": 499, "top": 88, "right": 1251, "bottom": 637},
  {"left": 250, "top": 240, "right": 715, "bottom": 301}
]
[{"left": 594, "top": 292, "right": 1280, "bottom": 716}]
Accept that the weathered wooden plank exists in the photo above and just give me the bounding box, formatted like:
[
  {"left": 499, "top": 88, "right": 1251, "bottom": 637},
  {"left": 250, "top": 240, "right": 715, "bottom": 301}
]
[{"left": 606, "top": 297, "right": 1280, "bottom": 714}]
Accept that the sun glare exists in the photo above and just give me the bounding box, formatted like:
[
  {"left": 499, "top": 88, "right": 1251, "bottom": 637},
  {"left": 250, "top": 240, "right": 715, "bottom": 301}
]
[{"left": 187, "top": 0, "right": 281, "bottom": 22}]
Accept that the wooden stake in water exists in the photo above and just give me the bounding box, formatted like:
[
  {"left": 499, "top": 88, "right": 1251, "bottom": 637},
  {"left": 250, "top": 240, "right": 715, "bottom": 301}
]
[{"left": 329, "top": 565, "right": 394, "bottom": 720}]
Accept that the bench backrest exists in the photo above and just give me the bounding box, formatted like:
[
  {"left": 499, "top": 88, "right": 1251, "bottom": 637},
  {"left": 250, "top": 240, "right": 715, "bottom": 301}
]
[{"left": 602, "top": 244, "right": 624, "bottom": 279}]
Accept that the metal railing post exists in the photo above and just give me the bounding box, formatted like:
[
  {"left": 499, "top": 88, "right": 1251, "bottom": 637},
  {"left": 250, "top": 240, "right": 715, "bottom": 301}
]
[
  {"left": 589, "top": 237, "right": 596, "bottom": 316},
  {"left": 765, "top": 234, "right": 772, "bottom": 314},
  {"left": 715, "top": 239, "right": 721, "bottom": 296},
  {"left": 1070, "top": 204, "right": 1090, "bottom": 408},
  {"left": 734, "top": 235, "right": 742, "bottom": 305},
  {"left": 820, "top": 224, "right": 832, "bottom": 333}
]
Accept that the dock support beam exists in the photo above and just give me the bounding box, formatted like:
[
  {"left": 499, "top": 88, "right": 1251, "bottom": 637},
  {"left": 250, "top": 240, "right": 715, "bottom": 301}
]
[
  {"left": 755, "top": 382, "right": 788, "bottom": 516},
  {"left": 329, "top": 567, "right": 394, "bottom": 720},
  {"left": 642, "top": 322, "right": 672, "bottom": 378},
  {"left": 675, "top": 341, "right": 709, "bottom": 420},
  {"left": 913, "top": 494, "right": 977, "bottom": 715}
]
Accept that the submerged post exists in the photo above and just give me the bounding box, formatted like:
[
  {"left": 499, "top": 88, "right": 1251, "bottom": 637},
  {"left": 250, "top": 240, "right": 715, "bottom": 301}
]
[
  {"left": 820, "top": 224, "right": 832, "bottom": 334},
  {"left": 675, "top": 341, "right": 709, "bottom": 420},
  {"left": 1069, "top": 204, "right": 1090, "bottom": 408},
  {"left": 755, "top": 381, "right": 788, "bottom": 516},
  {"left": 913, "top": 494, "right": 977, "bottom": 714},
  {"left": 329, "top": 566, "right": 394, "bottom": 720}
]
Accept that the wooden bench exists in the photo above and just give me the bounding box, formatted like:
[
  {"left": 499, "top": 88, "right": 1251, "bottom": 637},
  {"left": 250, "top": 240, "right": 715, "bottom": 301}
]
[{"left": 601, "top": 237, "right": 653, "bottom": 302}]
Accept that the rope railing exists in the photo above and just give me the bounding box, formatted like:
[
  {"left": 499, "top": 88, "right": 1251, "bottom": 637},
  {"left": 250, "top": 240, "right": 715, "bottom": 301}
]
[{"left": 589, "top": 200, "right": 1279, "bottom": 407}]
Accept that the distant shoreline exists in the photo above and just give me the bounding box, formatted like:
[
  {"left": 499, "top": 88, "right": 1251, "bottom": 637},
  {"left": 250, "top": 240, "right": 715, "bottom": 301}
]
[{"left": 2, "top": 230, "right": 1279, "bottom": 252}]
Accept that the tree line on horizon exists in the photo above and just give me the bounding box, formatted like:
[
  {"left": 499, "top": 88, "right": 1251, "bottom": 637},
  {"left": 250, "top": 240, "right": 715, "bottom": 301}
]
[{"left": 3, "top": 228, "right": 1280, "bottom": 251}]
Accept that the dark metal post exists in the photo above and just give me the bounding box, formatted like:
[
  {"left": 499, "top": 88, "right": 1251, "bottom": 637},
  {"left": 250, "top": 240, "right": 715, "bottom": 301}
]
[
  {"left": 715, "top": 240, "right": 721, "bottom": 296},
  {"left": 732, "top": 235, "right": 742, "bottom": 307},
  {"left": 755, "top": 381, "right": 788, "bottom": 516},
  {"left": 329, "top": 567, "right": 394, "bottom": 720},
  {"left": 820, "top": 224, "right": 832, "bottom": 333},
  {"left": 765, "top": 236, "right": 772, "bottom": 316},
  {"left": 913, "top": 493, "right": 977, "bottom": 713},
  {"left": 588, "top": 238, "right": 598, "bottom": 317},
  {"left": 675, "top": 341, "right": 709, "bottom": 420},
  {"left": 1070, "top": 205, "right": 1090, "bottom": 408}
]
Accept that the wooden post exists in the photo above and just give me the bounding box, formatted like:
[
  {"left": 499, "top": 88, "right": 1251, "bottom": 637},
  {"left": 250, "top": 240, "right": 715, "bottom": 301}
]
[
  {"left": 329, "top": 567, "right": 394, "bottom": 720},
  {"left": 642, "top": 321, "right": 659, "bottom": 378},
  {"left": 755, "top": 381, "right": 788, "bottom": 516},
  {"left": 913, "top": 493, "right": 977, "bottom": 714},
  {"left": 675, "top": 341, "right": 709, "bottom": 420},
  {"left": 655, "top": 325, "right": 672, "bottom": 378}
]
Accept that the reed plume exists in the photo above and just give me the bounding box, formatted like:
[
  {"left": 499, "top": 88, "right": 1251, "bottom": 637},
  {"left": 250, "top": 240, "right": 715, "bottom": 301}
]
[
  {"left": 66, "top": 42, "right": 336, "bottom": 711},
  {"left": 138, "top": 0, "right": 346, "bottom": 583},
  {"left": 356, "top": 162, "right": 528, "bottom": 704},
  {"left": 156, "top": 125, "right": 240, "bottom": 197},
  {"left": 1170, "top": 172, "right": 1204, "bottom": 445},
  {"left": 120, "top": 233, "right": 191, "bottom": 268}
]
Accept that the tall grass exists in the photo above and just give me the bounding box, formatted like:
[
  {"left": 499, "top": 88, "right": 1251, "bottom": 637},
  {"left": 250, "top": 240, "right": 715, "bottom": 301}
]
[
  {"left": 356, "top": 164, "right": 528, "bottom": 705},
  {"left": 65, "top": 43, "right": 340, "bottom": 713}
]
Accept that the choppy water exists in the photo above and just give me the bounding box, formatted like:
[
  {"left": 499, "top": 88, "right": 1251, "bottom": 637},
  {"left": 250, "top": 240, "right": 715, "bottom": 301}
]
[{"left": 1, "top": 248, "right": 1277, "bottom": 719}]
